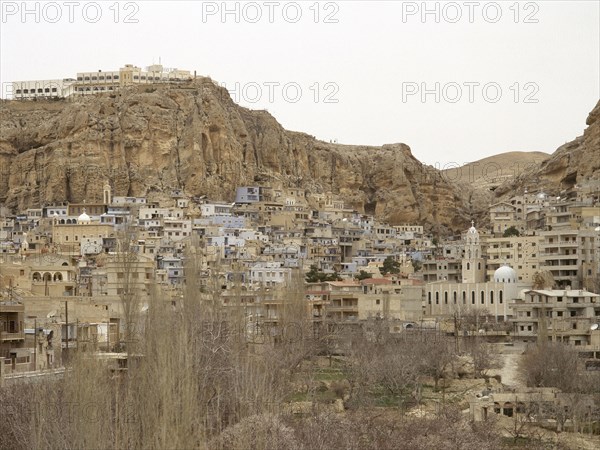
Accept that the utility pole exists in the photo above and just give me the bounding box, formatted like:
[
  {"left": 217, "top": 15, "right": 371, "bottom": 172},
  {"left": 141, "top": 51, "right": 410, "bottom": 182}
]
[
  {"left": 64, "top": 301, "right": 68, "bottom": 364},
  {"left": 33, "top": 319, "right": 37, "bottom": 371}
]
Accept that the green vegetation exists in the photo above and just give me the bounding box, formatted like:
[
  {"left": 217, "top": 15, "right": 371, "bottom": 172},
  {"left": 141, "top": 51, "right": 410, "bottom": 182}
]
[
  {"left": 355, "top": 270, "right": 373, "bottom": 281},
  {"left": 503, "top": 226, "right": 520, "bottom": 237},
  {"left": 305, "top": 264, "right": 342, "bottom": 282},
  {"left": 379, "top": 256, "right": 400, "bottom": 275}
]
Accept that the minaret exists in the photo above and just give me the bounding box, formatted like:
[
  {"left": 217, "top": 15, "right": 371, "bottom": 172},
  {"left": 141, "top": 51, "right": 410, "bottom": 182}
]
[{"left": 462, "top": 221, "right": 485, "bottom": 283}]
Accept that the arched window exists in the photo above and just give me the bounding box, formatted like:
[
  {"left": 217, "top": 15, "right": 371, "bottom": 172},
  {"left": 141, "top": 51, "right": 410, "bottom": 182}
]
[
  {"left": 481, "top": 290, "right": 485, "bottom": 304},
  {"left": 444, "top": 292, "right": 448, "bottom": 304},
  {"left": 33, "top": 272, "right": 41, "bottom": 282},
  {"left": 471, "top": 291, "right": 475, "bottom": 304},
  {"left": 435, "top": 292, "right": 439, "bottom": 304},
  {"left": 462, "top": 291, "right": 466, "bottom": 304},
  {"left": 490, "top": 291, "right": 494, "bottom": 304},
  {"left": 453, "top": 291, "right": 457, "bottom": 304},
  {"left": 53, "top": 272, "right": 63, "bottom": 281},
  {"left": 428, "top": 292, "right": 431, "bottom": 304},
  {"left": 478, "top": 262, "right": 481, "bottom": 270},
  {"left": 467, "top": 262, "right": 471, "bottom": 270},
  {"left": 43, "top": 272, "right": 52, "bottom": 282},
  {"left": 499, "top": 290, "right": 503, "bottom": 304}
]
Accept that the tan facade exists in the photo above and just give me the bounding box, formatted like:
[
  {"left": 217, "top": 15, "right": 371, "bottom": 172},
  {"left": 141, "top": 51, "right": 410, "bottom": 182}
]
[
  {"left": 486, "top": 234, "right": 541, "bottom": 283},
  {"left": 540, "top": 229, "right": 597, "bottom": 289},
  {"left": 511, "top": 289, "right": 600, "bottom": 346}
]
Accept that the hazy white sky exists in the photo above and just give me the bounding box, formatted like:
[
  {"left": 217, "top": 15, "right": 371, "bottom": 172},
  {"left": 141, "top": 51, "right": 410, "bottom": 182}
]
[{"left": 1, "top": 1, "right": 598, "bottom": 165}]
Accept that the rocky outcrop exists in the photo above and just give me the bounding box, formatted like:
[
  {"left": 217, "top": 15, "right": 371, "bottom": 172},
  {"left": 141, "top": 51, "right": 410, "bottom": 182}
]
[
  {"left": 0, "top": 79, "right": 474, "bottom": 234},
  {"left": 493, "top": 100, "right": 600, "bottom": 199}
]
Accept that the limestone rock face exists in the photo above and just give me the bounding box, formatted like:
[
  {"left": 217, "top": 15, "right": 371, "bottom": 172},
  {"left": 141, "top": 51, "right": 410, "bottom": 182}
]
[
  {"left": 0, "top": 79, "right": 474, "bottom": 234},
  {"left": 493, "top": 100, "right": 600, "bottom": 199}
]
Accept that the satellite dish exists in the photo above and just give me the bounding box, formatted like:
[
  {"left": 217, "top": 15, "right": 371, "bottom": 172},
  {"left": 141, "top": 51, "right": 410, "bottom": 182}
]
[
  {"left": 140, "top": 304, "right": 149, "bottom": 313},
  {"left": 47, "top": 310, "right": 57, "bottom": 318},
  {"left": 478, "top": 329, "right": 485, "bottom": 334},
  {"left": 591, "top": 323, "right": 599, "bottom": 331}
]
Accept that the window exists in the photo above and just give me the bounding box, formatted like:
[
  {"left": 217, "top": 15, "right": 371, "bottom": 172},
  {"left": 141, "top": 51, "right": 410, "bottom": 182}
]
[
  {"left": 376, "top": 299, "right": 380, "bottom": 305},
  {"left": 444, "top": 292, "right": 448, "bottom": 304},
  {"left": 52, "top": 88, "right": 57, "bottom": 92},
  {"left": 557, "top": 311, "right": 563, "bottom": 317},
  {"left": 499, "top": 291, "right": 503, "bottom": 303},
  {"left": 435, "top": 292, "right": 439, "bottom": 304},
  {"left": 16, "top": 89, "right": 22, "bottom": 94},
  {"left": 471, "top": 291, "right": 475, "bottom": 304},
  {"left": 481, "top": 291, "right": 485, "bottom": 304},
  {"left": 44, "top": 88, "right": 50, "bottom": 93}
]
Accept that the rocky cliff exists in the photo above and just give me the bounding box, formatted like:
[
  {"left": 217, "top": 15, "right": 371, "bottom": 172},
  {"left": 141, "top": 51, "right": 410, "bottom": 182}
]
[
  {"left": 0, "top": 79, "right": 477, "bottom": 234},
  {"left": 493, "top": 100, "right": 600, "bottom": 200}
]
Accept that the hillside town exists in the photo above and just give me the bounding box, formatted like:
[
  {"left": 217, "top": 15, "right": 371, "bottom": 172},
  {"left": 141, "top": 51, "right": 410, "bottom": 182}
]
[{"left": 2, "top": 180, "right": 599, "bottom": 380}]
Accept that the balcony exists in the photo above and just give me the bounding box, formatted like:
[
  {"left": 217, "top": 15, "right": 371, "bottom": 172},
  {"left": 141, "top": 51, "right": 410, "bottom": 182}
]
[{"left": 0, "top": 330, "right": 25, "bottom": 341}]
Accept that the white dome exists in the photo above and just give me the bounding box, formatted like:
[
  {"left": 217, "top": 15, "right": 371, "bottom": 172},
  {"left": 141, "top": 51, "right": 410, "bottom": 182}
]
[
  {"left": 77, "top": 211, "right": 91, "bottom": 224},
  {"left": 494, "top": 265, "right": 517, "bottom": 283}
]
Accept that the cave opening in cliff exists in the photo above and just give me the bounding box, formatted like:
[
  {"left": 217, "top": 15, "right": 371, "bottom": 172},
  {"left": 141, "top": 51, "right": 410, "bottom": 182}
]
[{"left": 364, "top": 201, "right": 377, "bottom": 216}]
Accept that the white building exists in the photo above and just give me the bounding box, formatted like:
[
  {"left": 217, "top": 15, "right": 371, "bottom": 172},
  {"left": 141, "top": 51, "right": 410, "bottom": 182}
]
[
  {"left": 11, "top": 63, "right": 192, "bottom": 100},
  {"left": 425, "top": 223, "right": 525, "bottom": 321},
  {"left": 11, "top": 78, "right": 76, "bottom": 99},
  {"left": 248, "top": 262, "right": 292, "bottom": 287}
]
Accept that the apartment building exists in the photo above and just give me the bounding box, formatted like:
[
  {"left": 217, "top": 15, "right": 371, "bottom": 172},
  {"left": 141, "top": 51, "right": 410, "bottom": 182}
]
[
  {"left": 489, "top": 202, "right": 523, "bottom": 236},
  {"left": 540, "top": 229, "right": 597, "bottom": 289},
  {"left": 486, "top": 234, "right": 541, "bottom": 283},
  {"left": 511, "top": 289, "right": 600, "bottom": 346}
]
